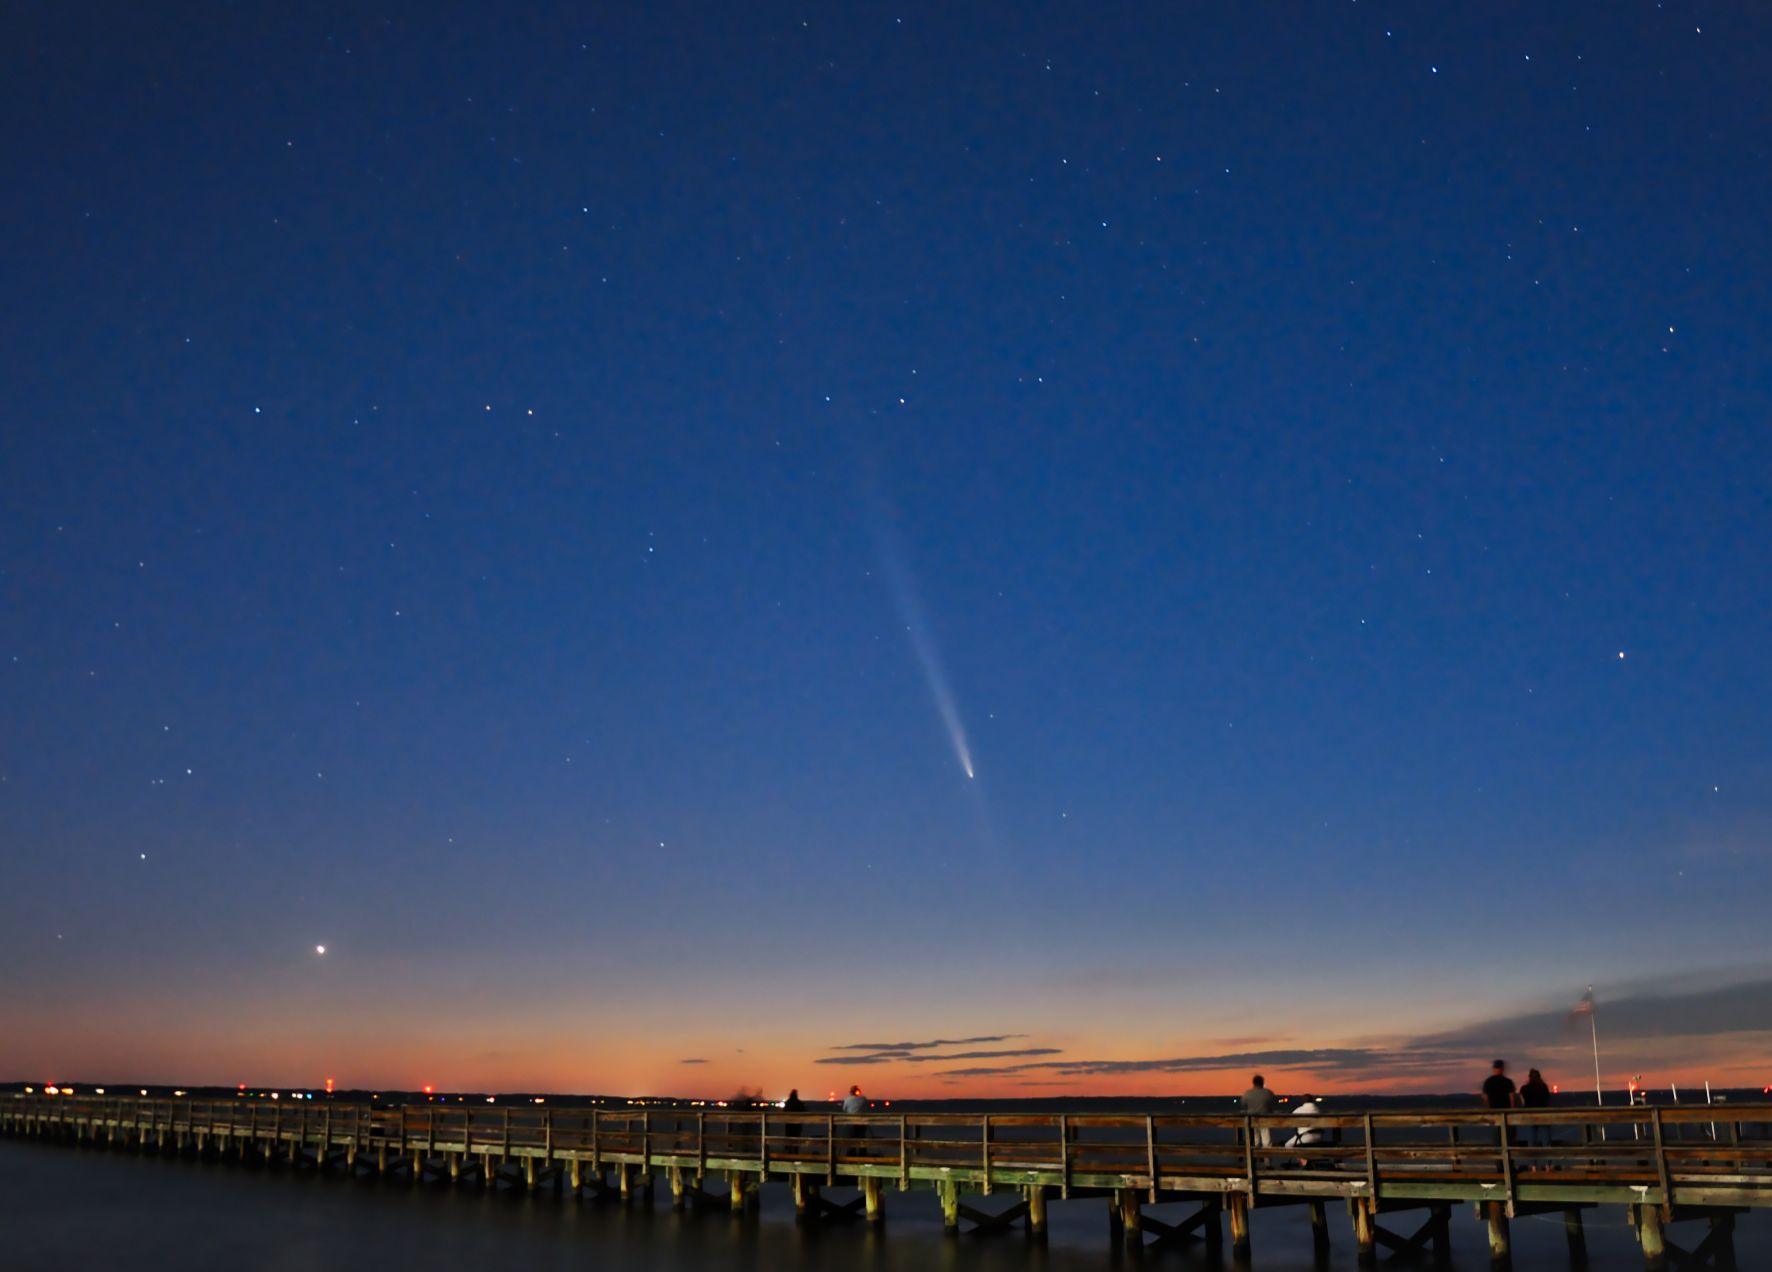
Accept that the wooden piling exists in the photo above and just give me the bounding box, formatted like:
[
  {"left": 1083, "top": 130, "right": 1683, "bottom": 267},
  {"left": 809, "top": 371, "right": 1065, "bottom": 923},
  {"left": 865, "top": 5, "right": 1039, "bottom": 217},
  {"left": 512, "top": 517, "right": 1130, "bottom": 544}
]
[
  {"left": 1309, "top": 1199, "right": 1330, "bottom": 1257},
  {"left": 863, "top": 1175, "right": 884, "bottom": 1224},
  {"left": 940, "top": 1180, "right": 960, "bottom": 1233},
  {"left": 1353, "top": 1197, "right": 1376, "bottom": 1263},
  {"left": 1487, "top": 1200, "right": 1511, "bottom": 1265},
  {"left": 1026, "top": 1184, "right": 1047, "bottom": 1235},
  {"left": 1637, "top": 1204, "right": 1666, "bottom": 1270},
  {"left": 1116, "top": 1187, "right": 1142, "bottom": 1247},
  {"left": 1229, "top": 1190, "right": 1251, "bottom": 1253},
  {"left": 1564, "top": 1207, "right": 1588, "bottom": 1265}
]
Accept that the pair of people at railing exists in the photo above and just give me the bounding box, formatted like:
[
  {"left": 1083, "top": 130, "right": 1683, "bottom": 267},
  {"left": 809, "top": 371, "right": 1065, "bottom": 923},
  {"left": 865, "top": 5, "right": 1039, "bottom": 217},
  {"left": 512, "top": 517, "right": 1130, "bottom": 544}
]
[
  {"left": 1485, "top": 1059, "right": 1555, "bottom": 1147},
  {"left": 1241, "top": 1075, "right": 1331, "bottom": 1161}
]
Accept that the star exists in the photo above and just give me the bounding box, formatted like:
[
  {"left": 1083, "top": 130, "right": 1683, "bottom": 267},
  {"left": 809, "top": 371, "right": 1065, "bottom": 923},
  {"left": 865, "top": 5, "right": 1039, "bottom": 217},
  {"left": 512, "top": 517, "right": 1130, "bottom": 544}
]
[{"left": 315, "top": 944, "right": 327, "bottom": 956}]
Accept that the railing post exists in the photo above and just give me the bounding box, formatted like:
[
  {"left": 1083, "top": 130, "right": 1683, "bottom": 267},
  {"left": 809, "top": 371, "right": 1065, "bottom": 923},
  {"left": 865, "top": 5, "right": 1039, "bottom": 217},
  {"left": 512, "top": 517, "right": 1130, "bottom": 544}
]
[
  {"left": 982, "top": 1113, "right": 992, "bottom": 1195},
  {"left": 1650, "top": 1107, "right": 1671, "bottom": 1210},
  {"left": 1498, "top": 1110, "right": 1516, "bottom": 1214},
  {"left": 1145, "top": 1114, "right": 1158, "bottom": 1202},
  {"left": 1363, "top": 1113, "right": 1378, "bottom": 1202},
  {"left": 1058, "top": 1115, "right": 1070, "bottom": 1199}
]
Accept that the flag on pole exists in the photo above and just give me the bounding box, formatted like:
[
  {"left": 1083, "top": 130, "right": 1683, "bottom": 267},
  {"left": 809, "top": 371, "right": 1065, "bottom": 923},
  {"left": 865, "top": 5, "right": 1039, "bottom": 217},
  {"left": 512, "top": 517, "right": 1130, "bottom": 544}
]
[{"left": 1569, "top": 986, "right": 1596, "bottom": 1022}]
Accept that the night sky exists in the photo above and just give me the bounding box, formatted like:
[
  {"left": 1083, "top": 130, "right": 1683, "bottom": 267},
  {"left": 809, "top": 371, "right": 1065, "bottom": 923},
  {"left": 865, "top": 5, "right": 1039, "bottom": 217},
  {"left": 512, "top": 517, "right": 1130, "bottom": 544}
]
[{"left": 4, "top": 2, "right": 1770, "bottom": 1099}]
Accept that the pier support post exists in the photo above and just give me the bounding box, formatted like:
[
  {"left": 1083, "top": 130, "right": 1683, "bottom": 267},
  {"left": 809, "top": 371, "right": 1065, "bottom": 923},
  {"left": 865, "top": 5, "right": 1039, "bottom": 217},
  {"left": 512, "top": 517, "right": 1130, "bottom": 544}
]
[
  {"left": 1230, "top": 1191, "right": 1251, "bottom": 1255},
  {"left": 670, "top": 1167, "right": 686, "bottom": 1209},
  {"left": 618, "top": 1162, "right": 632, "bottom": 1202},
  {"left": 1204, "top": 1197, "right": 1224, "bottom": 1257},
  {"left": 1310, "top": 1200, "right": 1330, "bottom": 1258},
  {"left": 940, "top": 1180, "right": 960, "bottom": 1234},
  {"left": 864, "top": 1176, "right": 884, "bottom": 1224},
  {"left": 1636, "top": 1204, "right": 1666, "bottom": 1270},
  {"left": 1026, "top": 1184, "right": 1047, "bottom": 1236},
  {"left": 483, "top": 1154, "right": 496, "bottom": 1188},
  {"left": 525, "top": 1156, "right": 537, "bottom": 1192},
  {"left": 376, "top": 1145, "right": 388, "bottom": 1175},
  {"left": 1353, "top": 1197, "right": 1377, "bottom": 1265},
  {"left": 1708, "top": 1212, "right": 1736, "bottom": 1270},
  {"left": 1116, "top": 1188, "right": 1143, "bottom": 1247},
  {"left": 1487, "top": 1200, "right": 1512, "bottom": 1266},
  {"left": 569, "top": 1158, "right": 582, "bottom": 1195},
  {"left": 449, "top": 1152, "right": 461, "bottom": 1182},
  {"left": 1564, "top": 1208, "right": 1587, "bottom": 1265}
]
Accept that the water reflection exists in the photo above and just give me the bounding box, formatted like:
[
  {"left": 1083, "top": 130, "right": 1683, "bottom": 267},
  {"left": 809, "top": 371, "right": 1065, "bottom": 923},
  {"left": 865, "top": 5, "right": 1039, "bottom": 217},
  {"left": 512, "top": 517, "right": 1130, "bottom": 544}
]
[{"left": 2, "top": 1139, "right": 1767, "bottom": 1272}]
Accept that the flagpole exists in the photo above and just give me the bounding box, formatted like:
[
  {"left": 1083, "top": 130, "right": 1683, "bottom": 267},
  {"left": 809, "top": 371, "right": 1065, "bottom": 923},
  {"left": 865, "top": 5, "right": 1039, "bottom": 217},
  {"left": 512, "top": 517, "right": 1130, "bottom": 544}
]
[
  {"left": 1590, "top": 1007, "right": 1603, "bottom": 1107},
  {"left": 1586, "top": 985, "right": 1606, "bottom": 1141}
]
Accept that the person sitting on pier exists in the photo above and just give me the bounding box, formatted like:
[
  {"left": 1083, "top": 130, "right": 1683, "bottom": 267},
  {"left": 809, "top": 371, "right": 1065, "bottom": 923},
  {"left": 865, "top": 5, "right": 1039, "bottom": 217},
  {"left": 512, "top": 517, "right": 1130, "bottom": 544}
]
[
  {"left": 1283, "top": 1095, "right": 1330, "bottom": 1164},
  {"left": 1242, "top": 1074, "right": 1279, "bottom": 1148}
]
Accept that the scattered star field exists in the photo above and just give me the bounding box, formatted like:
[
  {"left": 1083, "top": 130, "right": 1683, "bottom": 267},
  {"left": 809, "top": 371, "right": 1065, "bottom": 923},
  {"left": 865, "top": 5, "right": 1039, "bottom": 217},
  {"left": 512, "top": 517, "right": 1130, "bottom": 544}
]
[{"left": 1, "top": 2, "right": 1769, "bottom": 1096}]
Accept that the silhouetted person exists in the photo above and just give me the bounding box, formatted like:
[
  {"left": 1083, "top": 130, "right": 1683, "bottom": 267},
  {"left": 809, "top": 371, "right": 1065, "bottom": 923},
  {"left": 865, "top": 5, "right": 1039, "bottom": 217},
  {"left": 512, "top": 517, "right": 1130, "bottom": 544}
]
[
  {"left": 784, "top": 1088, "right": 805, "bottom": 1147},
  {"left": 1482, "top": 1060, "right": 1519, "bottom": 1109},
  {"left": 1482, "top": 1059, "right": 1518, "bottom": 1148},
  {"left": 1242, "top": 1073, "right": 1279, "bottom": 1148},
  {"left": 841, "top": 1085, "right": 868, "bottom": 1156},
  {"left": 1520, "top": 1068, "right": 1552, "bottom": 1149}
]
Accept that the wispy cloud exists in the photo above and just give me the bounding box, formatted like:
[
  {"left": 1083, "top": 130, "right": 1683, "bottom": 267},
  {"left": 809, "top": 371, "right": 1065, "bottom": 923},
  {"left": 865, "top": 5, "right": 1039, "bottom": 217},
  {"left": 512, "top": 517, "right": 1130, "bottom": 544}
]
[
  {"left": 825, "top": 970, "right": 1772, "bottom": 1088},
  {"left": 828, "top": 1035, "right": 1025, "bottom": 1052},
  {"left": 938, "top": 1048, "right": 1392, "bottom": 1079},
  {"left": 678, "top": 1058, "right": 707, "bottom": 1065},
  {"left": 818, "top": 1047, "right": 1059, "bottom": 1066}
]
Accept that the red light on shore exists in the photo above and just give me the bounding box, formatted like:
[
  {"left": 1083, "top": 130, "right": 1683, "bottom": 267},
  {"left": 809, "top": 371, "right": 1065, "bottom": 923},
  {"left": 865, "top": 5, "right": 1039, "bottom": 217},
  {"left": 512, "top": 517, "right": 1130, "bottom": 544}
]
[
  {"left": 325, "top": 1077, "right": 335, "bottom": 1094},
  {"left": 238, "top": 1083, "right": 246, "bottom": 1092},
  {"left": 423, "top": 1084, "right": 434, "bottom": 1096},
  {"left": 1552, "top": 1084, "right": 1560, "bottom": 1095}
]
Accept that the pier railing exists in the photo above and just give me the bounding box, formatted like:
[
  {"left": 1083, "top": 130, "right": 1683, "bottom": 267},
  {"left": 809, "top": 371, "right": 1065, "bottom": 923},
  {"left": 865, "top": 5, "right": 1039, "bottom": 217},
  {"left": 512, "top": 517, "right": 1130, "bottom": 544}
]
[
  {"left": 7, "top": 1093, "right": 1771, "bottom": 1209},
  {"left": 10, "top": 1093, "right": 1771, "bottom": 1264}
]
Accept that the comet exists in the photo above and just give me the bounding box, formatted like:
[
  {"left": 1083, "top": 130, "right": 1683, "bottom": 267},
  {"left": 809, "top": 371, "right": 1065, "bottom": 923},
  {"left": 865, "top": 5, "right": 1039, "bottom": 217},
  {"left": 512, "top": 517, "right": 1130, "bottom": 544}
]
[{"left": 873, "top": 514, "right": 976, "bottom": 781}]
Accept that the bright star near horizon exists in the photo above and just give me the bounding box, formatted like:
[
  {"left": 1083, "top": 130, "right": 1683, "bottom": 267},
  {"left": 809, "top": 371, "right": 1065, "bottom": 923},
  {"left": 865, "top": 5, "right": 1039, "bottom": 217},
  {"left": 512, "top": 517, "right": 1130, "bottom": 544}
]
[{"left": 315, "top": 944, "right": 326, "bottom": 955}]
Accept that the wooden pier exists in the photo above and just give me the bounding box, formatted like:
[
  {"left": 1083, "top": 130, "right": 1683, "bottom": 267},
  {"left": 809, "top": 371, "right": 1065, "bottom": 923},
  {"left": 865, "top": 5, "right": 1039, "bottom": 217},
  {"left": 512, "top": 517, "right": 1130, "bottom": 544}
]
[{"left": 7, "top": 1093, "right": 1770, "bottom": 1267}]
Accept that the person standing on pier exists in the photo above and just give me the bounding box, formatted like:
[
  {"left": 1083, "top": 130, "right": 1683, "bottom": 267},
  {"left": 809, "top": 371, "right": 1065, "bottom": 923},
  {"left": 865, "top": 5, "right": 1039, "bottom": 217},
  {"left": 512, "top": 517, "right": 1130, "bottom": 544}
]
[
  {"left": 1242, "top": 1074, "right": 1279, "bottom": 1148},
  {"left": 1482, "top": 1059, "right": 1519, "bottom": 1148},
  {"left": 1482, "top": 1060, "right": 1519, "bottom": 1109},
  {"left": 784, "top": 1088, "right": 805, "bottom": 1147},
  {"left": 1519, "top": 1067, "right": 1553, "bottom": 1149},
  {"left": 841, "top": 1085, "right": 868, "bottom": 1157}
]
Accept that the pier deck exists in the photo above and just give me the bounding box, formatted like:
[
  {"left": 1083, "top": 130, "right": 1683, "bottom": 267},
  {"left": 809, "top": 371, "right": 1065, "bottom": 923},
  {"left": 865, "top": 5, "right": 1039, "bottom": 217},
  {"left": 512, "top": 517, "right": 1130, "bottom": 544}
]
[{"left": 7, "top": 1094, "right": 1770, "bottom": 1266}]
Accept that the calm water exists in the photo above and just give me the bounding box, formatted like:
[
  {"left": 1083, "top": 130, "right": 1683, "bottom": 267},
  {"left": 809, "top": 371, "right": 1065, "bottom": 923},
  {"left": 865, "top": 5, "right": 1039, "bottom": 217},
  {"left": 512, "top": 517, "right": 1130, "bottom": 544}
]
[{"left": 2, "top": 1137, "right": 1763, "bottom": 1270}]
